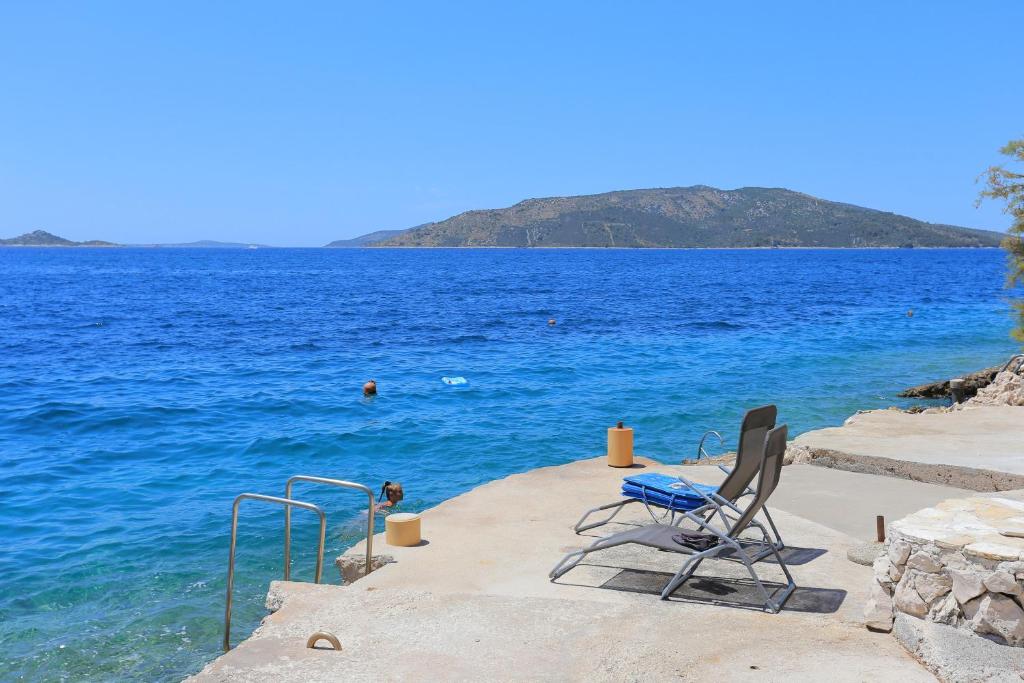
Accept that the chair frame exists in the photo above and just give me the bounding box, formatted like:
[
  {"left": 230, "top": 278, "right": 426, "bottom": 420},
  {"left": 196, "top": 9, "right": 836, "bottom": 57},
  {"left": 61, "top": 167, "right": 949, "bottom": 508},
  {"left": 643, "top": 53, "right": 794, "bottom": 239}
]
[
  {"left": 551, "top": 425, "right": 795, "bottom": 613},
  {"left": 573, "top": 406, "right": 785, "bottom": 559}
]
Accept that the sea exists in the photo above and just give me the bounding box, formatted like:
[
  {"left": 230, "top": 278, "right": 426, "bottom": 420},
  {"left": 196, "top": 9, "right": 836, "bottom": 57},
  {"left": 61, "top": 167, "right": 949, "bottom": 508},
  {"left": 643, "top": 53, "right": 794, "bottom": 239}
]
[{"left": 0, "top": 247, "right": 1018, "bottom": 681}]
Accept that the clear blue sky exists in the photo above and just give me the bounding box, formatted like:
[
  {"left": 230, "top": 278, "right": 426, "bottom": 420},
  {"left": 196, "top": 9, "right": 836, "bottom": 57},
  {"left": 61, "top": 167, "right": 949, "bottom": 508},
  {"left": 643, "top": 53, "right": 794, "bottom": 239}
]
[{"left": 1, "top": 2, "right": 1021, "bottom": 246}]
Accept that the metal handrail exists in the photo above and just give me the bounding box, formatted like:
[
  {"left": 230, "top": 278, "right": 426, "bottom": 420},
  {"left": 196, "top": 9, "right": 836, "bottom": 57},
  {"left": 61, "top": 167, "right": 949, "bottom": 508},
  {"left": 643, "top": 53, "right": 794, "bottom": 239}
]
[
  {"left": 694, "top": 429, "right": 724, "bottom": 462},
  {"left": 283, "top": 476, "right": 375, "bottom": 582},
  {"left": 1002, "top": 354, "right": 1024, "bottom": 372},
  {"left": 224, "top": 493, "right": 326, "bottom": 652}
]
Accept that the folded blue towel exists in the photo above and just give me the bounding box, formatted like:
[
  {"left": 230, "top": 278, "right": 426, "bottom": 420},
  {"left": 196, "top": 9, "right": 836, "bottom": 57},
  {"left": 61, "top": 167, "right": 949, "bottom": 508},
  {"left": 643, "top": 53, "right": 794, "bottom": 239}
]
[{"left": 621, "top": 473, "right": 718, "bottom": 511}]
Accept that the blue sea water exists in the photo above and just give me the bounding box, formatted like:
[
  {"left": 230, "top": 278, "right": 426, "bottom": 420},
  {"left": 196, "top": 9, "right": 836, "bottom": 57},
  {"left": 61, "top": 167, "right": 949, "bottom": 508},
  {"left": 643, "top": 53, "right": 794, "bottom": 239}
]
[{"left": 0, "top": 247, "right": 1018, "bottom": 681}]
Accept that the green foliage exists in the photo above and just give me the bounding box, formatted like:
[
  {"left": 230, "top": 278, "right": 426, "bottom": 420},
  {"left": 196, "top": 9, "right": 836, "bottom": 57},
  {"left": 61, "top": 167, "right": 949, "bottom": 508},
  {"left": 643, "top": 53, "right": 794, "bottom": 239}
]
[{"left": 978, "top": 139, "right": 1024, "bottom": 343}]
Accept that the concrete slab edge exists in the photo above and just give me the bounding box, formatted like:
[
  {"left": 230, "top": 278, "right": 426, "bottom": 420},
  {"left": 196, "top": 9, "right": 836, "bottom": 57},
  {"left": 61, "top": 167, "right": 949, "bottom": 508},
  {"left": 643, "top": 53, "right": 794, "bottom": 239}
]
[
  {"left": 892, "top": 613, "right": 1024, "bottom": 682},
  {"left": 800, "top": 447, "right": 1024, "bottom": 493}
]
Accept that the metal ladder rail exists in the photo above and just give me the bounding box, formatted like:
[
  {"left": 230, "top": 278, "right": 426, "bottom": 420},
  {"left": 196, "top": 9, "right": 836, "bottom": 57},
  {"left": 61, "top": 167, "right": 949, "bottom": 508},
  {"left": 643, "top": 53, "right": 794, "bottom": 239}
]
[
  {"left": 695, "top": 429, "right": 725, "bottom": 462},
  {"left": 224, "top": 493, "right": 326, "bottom": 652},
  {"left": 283, "top": 476, "right": 376, "bottom": 582}
]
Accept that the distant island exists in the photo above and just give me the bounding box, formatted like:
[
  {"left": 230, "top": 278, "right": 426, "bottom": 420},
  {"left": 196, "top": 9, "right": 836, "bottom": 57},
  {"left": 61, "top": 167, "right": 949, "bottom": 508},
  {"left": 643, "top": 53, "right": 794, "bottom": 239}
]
[
  {"left": 0, "top": 230, "right": 267, "bottom": 249},
  {"left": 0, "top": 230, "right": 118, "bottom": 247},
  {"left": 327, "top": 186, "right": 1006, "bottom": 248}
]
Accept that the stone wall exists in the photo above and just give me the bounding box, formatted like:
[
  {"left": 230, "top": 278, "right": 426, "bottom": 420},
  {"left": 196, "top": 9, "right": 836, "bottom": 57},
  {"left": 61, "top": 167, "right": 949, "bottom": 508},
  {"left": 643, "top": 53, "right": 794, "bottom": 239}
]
[{"left": 865, "top": 497, "right": 1024, "bottom": 647}]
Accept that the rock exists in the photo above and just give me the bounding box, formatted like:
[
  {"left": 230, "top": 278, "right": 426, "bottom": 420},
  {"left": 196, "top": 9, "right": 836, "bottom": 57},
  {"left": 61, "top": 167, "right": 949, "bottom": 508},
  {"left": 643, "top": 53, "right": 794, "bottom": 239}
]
[
  {"left": 888, "top": 539, "right": 912, "bottom": 566},
  {"left": 999, "top": 560, "right": 1024, "bottom": 582},
  {"left": 965, "top": 359, "right": 1024, "bottom": 407},
  {"left": 848, "top": 542, "right": 884, "bottom": 567},
  {"left": 951, "top": 570, "right": 987, "bottom": 605},
  {"left": 907, "top": 551, "right": 943, "bottom": 574},
  {"left": 927, "top": 592, "right": 960, "bottom": 626},
  {"left": 873, "top": 555, "right": 894, "bottom": 589},
  {"left": 964, "top": 541, "right": 1022, "bottom": 562},
  {"left": 864, "top": 581, "right": 895, "bottom": 632},
  {"left": 782, "top": 443, "right": 813, "bottom": 466},
  {"left": 888, "top": 562, "right": 904, "bottom": 583},
  {"left": 962, "top": 595, "right": 983, "bottom": 621},
  {"left": 984, "top": 571, "right": 1023, "bottom": 597},
  {"left": 894, "top": 573, "right": 928, "bottom": 618},
  {"left": 939, "top": 549, "right": 971, "bottom": 572},
  {"left": 970, "top": 593, "right": 1024, "bottom": 646},
  {"left": 335, "top": 554, "right": 395, "bottom": 584},
  {"left": 899, "top": 364, "right": 1001, "bottom": 399},
  {"left": 915, "top": 572, "right": 952, "bottom": 604}
]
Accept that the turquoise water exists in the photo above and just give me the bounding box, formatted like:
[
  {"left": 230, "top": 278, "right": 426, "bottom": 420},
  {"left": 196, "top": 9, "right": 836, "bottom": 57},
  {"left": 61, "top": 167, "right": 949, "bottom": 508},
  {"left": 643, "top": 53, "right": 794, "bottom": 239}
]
[{"left": 0, "top": 247, "right": 1018, "bottom": 680}]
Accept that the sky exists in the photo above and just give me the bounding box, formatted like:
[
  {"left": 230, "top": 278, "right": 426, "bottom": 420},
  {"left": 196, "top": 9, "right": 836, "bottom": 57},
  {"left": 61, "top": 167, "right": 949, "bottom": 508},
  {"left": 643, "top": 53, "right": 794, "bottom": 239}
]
[{"left": 0, "top": 2, "right": 1021, "bottom": 247}]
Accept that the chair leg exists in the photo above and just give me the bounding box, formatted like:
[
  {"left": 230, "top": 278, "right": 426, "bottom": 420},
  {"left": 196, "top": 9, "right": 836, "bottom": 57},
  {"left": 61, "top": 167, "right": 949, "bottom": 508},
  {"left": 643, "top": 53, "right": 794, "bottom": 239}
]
[
  {"left": 742, "top": 519, "right": 778, "bottom": 563},
  {"left": 573, "top": 499, "right": 636, "bottom": 533},
  {"left": 737, "top": 551, "right": 779, "bottom": 613},
  {"left": 740, "top": 526, "right": 796, "bottom": 613},
  {"left": 660, "top": 554, "right": 706, "bottom": 599},
  {"left": 760, "top": 506, "right": 785, "bottom": 551},
  {"left": 659, "top": 539, "right": 742, "bottom": 600},
  {"left": 550, "top": 534, "right": 632, "bottom": 580},
  {"left": 767, "top": 543, "right": 797, "bottom": 612}
]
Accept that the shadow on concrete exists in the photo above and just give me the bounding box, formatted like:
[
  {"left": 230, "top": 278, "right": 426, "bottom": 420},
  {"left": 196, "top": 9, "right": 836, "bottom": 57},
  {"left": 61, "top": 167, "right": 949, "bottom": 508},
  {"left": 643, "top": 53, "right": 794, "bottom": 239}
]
[
  {"left": 599, "top": 568, "right": 847, "bottom": 613},
  {"left": 716, "top": 545, "right": 828, "bottom": 566}
]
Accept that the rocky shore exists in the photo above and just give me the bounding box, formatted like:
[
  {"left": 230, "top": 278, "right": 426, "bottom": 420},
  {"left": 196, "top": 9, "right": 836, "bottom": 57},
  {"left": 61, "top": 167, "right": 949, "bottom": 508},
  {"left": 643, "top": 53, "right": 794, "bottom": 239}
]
[{"left": 899, "top": 355, "right": 1024, "bottom": 403}]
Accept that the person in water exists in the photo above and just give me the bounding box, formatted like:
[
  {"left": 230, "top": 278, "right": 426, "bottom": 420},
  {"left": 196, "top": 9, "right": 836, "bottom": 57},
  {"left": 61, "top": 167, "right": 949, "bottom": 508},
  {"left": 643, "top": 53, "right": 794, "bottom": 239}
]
[{"left": 376, "top": 481, "right": 404, "bottom": 512}]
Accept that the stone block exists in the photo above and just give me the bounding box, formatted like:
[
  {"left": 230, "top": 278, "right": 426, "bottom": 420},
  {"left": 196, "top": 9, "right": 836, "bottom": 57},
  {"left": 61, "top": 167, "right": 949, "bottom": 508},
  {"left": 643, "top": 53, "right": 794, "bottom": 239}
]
[
  {"left": 864, "top": 580, "right": 895, "bottom": 632},
  {"left": 907, "top": 551, "right": 943, "bottom": 574},
  {"left": 983, "top": 571, "right": 1023, "bottom": 597},
  {"left": 951, "top": 570, "right": 986, "bottom": 605},
  {"left": 894, "top": 573, "right": 928, "bottom": 618},
  {"left": 938, "top": 549, "right": 971, "bottom": 571},
  {"left": 888, "top": 539, "right": 911, "bottom": 566},
  {"left": 873, "top": 555, "right": 894, "bottom": 588},
  {"left": 915, "top": 572, "right": 952, "bottom": 604},
  {"left": 927, "top": 592, "right": 959, "bottom": 626},
  {"left": 970, "top": 593, "right": 1024, "bottom": 646}
]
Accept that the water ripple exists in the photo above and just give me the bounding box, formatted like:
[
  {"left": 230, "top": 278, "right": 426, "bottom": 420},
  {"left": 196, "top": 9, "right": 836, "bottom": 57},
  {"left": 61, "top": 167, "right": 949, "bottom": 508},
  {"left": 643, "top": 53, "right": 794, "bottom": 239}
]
[{"left": 0, "top": 247, "right": 1017, "bottom": 681}]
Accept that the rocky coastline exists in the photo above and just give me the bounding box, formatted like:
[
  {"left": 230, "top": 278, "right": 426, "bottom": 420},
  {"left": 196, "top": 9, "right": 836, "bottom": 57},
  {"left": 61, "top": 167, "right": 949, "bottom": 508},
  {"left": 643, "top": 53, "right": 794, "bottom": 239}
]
[{"left": 910, "top": 355, "right": 1024, "bottom": 410}]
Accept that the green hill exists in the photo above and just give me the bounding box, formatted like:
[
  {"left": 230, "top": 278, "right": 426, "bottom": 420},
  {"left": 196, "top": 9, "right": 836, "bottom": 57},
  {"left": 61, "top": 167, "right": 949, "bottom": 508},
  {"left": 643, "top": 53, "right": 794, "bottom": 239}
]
[{"left": 357, "top": 186, "right": 1004, "bottom": 248}]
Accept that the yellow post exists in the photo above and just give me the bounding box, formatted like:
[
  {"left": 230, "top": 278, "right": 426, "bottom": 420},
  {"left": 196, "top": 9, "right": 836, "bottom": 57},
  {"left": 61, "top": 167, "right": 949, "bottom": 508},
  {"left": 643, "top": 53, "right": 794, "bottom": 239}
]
[{"left": 607, "top": 421, "right": 634, "bottom": 467}]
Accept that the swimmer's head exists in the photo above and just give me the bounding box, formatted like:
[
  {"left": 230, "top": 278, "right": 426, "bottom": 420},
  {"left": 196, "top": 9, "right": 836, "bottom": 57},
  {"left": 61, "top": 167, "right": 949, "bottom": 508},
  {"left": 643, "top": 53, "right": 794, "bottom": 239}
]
[
  {"left": 379, "top": 480, "right": 404, "bottom": 505},
  {"left": 385, "top": 482, "right": 404, "bottom": 504}
]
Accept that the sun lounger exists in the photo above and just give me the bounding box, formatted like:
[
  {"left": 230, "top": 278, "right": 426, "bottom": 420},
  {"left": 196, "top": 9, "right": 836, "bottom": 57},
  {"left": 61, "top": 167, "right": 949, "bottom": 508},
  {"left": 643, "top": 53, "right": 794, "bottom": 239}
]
[
  {"left": 551, "top": 425, "right": 795, "bottom": 613},
  {"left": 573, "top": 405, "right": 784, "bottom": 556}
]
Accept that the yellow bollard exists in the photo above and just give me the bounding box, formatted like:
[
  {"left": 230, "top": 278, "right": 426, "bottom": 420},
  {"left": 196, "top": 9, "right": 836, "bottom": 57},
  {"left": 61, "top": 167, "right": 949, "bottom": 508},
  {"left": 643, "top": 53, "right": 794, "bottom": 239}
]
[
  {"left": 385, "top": 512, "right": 422, "bottom": 546},
  {"left": 607, "top": 421, "right": 634, "bottom": 467}
]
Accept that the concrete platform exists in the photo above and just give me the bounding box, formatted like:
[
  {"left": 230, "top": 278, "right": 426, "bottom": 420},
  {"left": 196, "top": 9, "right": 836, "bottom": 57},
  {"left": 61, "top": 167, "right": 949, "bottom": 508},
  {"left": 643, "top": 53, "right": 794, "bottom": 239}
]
[
  {"left": 189, "top": 458, "right": 976, "bottom": 682},
  {"left": 793, "top": 405, "right": 1024, "bottom": 491}
]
